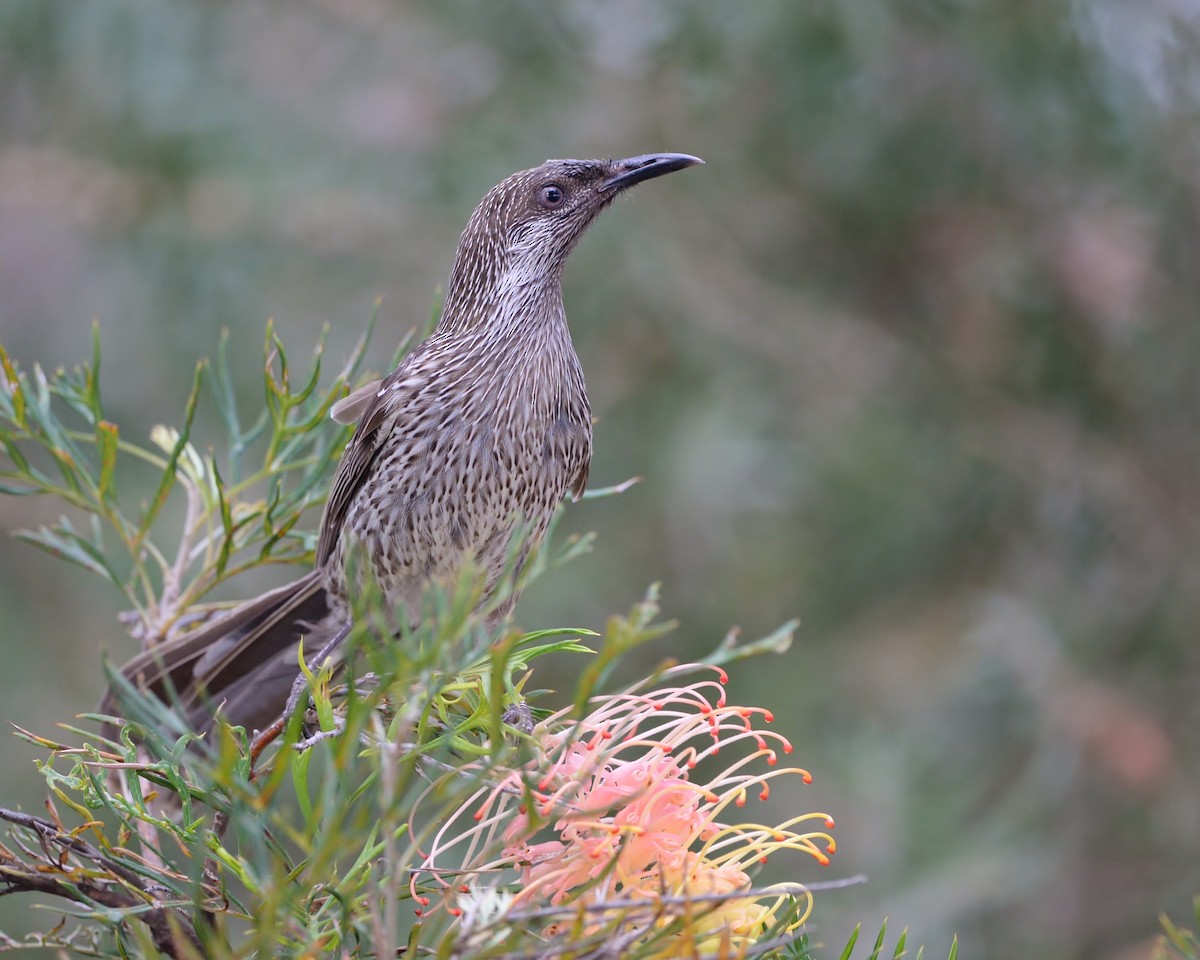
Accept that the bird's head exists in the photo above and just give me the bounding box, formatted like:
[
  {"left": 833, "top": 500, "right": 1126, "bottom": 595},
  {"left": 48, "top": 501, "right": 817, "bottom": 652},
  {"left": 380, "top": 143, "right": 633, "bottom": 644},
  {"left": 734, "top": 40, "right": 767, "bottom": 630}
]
[{"left": 441, "top": 153, "right": 703, "bottom": 331}]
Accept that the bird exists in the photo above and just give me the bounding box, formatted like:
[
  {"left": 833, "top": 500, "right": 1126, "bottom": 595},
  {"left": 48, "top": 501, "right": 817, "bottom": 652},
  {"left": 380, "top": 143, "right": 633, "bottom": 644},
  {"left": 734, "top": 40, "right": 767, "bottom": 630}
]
[{"left": 100, "top": 152, "right": 703, "bottom": 737}]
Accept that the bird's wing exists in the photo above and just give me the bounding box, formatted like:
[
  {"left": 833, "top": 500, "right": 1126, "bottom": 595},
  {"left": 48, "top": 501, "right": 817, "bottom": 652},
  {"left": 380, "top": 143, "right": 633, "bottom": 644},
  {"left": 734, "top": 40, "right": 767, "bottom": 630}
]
[
  {"left": 315, "top": 344, "right": 435, "bottom": 567},
  {"left": 570, "top": 457, "right": 590, "bottom": 500},
  {"left": 316, "top": 385, "right": 392, "bottom": 568},
  {"left": 330, "top": 378, "right": 382, "bottom": 425}
]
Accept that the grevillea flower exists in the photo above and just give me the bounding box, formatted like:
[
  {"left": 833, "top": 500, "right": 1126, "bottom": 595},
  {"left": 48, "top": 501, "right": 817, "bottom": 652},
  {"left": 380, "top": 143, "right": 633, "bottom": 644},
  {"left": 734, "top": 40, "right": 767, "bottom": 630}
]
[{"left": 410, "top": 664, "right": 835, "bottom": 955}]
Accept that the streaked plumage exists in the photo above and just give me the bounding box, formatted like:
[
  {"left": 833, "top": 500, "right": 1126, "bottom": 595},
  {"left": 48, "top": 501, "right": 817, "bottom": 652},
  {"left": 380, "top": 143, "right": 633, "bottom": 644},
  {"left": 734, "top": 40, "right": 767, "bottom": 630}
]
[{"left": 101, "top": 153, "right": 702, "bottom": 734}]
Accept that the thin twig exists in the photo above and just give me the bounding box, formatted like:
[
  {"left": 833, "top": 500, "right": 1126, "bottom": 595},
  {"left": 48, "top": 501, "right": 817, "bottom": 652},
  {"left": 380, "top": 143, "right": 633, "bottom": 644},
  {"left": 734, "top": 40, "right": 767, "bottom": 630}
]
[{"left": 0, "top": 807, "right": 206, "bottom": 959}]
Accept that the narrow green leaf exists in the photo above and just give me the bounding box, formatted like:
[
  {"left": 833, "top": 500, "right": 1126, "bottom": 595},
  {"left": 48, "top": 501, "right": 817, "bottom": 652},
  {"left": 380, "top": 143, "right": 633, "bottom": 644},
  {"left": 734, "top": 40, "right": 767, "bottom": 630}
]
[
  {"left": 263, "top": 320, "right": 288, "bottom": 428},
  {"left": 25, "top": 365, "right": 93, "bottom": 498},
  {"left": 95, "top": 420, "right": 119, "bottom": 503},
  {"left": 16, "top": 522, "right": 117, "bottom": 585},
  {"left": 0, "top": 344, "right": 26, "bottom": 428},
  {"left": 1159, "top": 914, "right": 1190, "bottom": 953},
  {"left": 337, "top": 822, "right": 382, "bottom": 888},
  {"left": 259, "top": 511, "right": 303, "bottom": 561},
  {"left": 515, "top": 627, "right": 600, "bottom": 644},
  {"left": 277, "top": 391, "right": 345, "bottom": 440},
  {"left": 703, "top": 618, "right": 797, "bottom": 668},
  {"left": 867, "top": 919, "right": 889, "bottom": 960},
  {"left": 292, "top": 748, "right": 314, "bottom": 822},
  {"left": 263, "top": 474, "right": 284, "bottom": 536},
  {"left": 1, "top": 435, "right": 33, "bottom": 476},
  {"left": 836, "top": 924, "right": 861, "bottom": 960},
  {"left": 85, "top": 319, "right": 103, "bottom": 422},
  {"left": 213, "top": 456, "right": 234, "bottom": 578},
  {"left": 272, "top": 331, "right": 289, "bottom": 391},
  {"left": 136, "top": 359, "right": 205, "bottom": 548},
  {"left": 338, "top": 305, "right": 381, "bottom": 385},
  {"left": 212, "top": 328, "right": 244, "bottom": 478},
  {"left": 579, "top": 475, "right": 641, "bottom": 500},
  {"left": 49, "top": 444, "right": 86, "bottom": 498},
  {"left": 289, "top": 343, "right": 323, "bottom": 408}
]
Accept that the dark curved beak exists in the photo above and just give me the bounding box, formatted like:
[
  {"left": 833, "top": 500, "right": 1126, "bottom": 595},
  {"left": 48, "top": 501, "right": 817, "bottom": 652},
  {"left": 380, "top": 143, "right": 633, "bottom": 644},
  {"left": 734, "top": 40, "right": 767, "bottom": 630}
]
[{"left": 600, "top": 153, "right": 704, "bottom": 194}]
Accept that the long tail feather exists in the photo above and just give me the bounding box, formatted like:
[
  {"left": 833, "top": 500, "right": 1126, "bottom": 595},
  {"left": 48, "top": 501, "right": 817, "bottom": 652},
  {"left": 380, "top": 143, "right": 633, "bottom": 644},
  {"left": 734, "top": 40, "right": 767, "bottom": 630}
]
[{"left": 100, "top": 570, "right": 335, "bottom": 735}]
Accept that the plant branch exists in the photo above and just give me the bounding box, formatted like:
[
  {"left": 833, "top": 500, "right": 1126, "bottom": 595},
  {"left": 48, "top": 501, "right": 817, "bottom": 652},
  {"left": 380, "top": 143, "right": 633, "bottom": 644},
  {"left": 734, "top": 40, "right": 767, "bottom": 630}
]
[{"left": 0, "top": 807, "right": 206, "bottom": 959}]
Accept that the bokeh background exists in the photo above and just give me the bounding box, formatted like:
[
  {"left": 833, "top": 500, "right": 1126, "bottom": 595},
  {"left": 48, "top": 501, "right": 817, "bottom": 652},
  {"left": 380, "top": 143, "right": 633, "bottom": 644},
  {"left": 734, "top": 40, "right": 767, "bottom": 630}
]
[{"left": 2, "top": 2, "right": 1199, "bottom": 957}]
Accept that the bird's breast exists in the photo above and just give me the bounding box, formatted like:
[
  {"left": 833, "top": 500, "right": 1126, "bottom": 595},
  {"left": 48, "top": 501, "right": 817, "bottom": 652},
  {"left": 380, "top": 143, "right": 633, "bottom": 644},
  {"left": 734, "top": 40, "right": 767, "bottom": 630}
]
[{"left": 335, "top": 345, "right": 591, "bottom": 612}]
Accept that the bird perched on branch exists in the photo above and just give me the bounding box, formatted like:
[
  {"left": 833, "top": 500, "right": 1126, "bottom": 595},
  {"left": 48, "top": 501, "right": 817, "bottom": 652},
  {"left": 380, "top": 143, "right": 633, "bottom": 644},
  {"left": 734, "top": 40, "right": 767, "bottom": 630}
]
[{"left": 101, "top": 152, "right": 703, "bottom": 735}]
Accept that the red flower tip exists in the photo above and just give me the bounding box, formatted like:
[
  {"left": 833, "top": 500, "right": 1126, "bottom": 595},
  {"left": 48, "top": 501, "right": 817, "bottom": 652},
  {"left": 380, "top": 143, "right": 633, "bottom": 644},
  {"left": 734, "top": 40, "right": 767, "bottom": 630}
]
[
  {"left": 654, "top": 702, "right": 664, "bottom": 711},
  {"left": 449, "top": 908, "right": 463, "bottom": 917},
  {"left": 766, "top": 751, "right": 778, "bottom": 766},
  {"left": 783, "top": 742, "right": 793, "bottom": 754},
  {"left": 416, "top": 896, "right": 430, "bottom": 906},
  {"left": 801, "top": 772, "right": 813, "bottom": 784},
  {"left": 827, "top": 838, "right": 837, "bottom": 853},
  {"left": 815, "top": 853, "right": 831, "bottom": 866},
  {"left": 458, "top": 884, "right": 470, "bottom": 893},
  {"left": 602, "top": 729, "right": 613, "bottom": 739},
  {"left": 759, "top": 786, "right": 770, "bottom": 800},
  {"left": 824, "top": 817, "right": 835, "bottom": 829},
  {"left": 716, "top": 667, "right": 729, "bottom": 683},
  {"left": 735, "top": 794, "right": 746, "bottom": 807},
  {"left": 763, "top": 709, "right": 774, "bottom": 722},
  {"left": 414, "top": 909, "right": 423, "bottom": 917},
  {"left": 474, "top": 810, "right": 485, "bottom": 821},
  {"left": 759, "top": 855, "right": 769, "bottom": 865}
]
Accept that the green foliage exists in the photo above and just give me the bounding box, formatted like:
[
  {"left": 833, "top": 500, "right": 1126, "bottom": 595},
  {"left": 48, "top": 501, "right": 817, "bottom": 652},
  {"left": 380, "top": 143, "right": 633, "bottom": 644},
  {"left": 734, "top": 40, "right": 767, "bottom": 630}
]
[
  {"left": 5, "top": 582, "right": 628, "bottom": 958},
  {"left": 0, "top": 316, "right": 384, "bottom": 643},
  {"left": 1156, "top": 899, "right": 1200, "bottom": 960},
  {"left": 826, "top": 919, "right": 957, "bottom": 960}
]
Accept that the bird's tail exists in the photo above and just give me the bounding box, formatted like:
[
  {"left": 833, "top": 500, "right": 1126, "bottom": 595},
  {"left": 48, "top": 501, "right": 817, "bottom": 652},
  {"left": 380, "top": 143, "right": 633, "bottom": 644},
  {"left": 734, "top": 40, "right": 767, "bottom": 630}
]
[{"left": 99, "top": 570, "right": 335, "bottom": 738}]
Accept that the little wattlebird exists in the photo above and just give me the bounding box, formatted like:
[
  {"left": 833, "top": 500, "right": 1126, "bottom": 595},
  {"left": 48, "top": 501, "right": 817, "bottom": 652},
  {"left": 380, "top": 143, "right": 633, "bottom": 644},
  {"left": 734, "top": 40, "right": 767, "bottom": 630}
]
[{"left": 100, "top": 152, "right": 703, "bottom": 737}]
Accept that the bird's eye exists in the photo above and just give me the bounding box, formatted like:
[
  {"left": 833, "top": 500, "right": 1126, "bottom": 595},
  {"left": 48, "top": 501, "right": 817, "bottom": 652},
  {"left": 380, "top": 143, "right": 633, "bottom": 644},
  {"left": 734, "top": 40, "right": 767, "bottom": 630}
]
[{"left": 538, "top": 183, "right": 565, "bottom": 209}]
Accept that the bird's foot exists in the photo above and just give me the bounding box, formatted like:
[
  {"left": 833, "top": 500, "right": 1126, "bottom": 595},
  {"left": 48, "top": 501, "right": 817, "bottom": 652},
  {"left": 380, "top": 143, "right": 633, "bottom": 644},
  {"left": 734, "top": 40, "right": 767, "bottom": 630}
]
[
  {"left": 282, "top": 621, "right": 353, "bottom": 719},
  {"left": 293, "top": 717, "right": 346, "bottom": 752}
]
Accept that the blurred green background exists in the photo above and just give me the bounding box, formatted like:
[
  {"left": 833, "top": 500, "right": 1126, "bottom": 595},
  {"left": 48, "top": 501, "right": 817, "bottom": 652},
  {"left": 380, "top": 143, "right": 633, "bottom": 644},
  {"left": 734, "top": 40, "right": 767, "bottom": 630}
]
[{"left": 2, "top": 1, "right": 1199, "bottom": 957}]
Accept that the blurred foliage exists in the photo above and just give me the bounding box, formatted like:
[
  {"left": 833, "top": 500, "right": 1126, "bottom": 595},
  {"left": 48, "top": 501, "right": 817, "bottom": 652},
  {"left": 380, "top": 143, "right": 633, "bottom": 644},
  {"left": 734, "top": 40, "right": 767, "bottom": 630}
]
[
  {"left": 1155, "top": 899, "right": 1200, "bottom": 960},
  {"left": 2, "top": 1, "right": 1199, "bottom": 957},
  {"left": 0, "top": 321, "right": 374, "bottom": 643}
]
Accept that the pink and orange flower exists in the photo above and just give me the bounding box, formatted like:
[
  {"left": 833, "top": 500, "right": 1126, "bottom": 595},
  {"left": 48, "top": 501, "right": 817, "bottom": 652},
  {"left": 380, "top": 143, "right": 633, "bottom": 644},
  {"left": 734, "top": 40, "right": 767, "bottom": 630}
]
[{"left": 411, "top": 664, "right": 835, "bottom": 954}]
